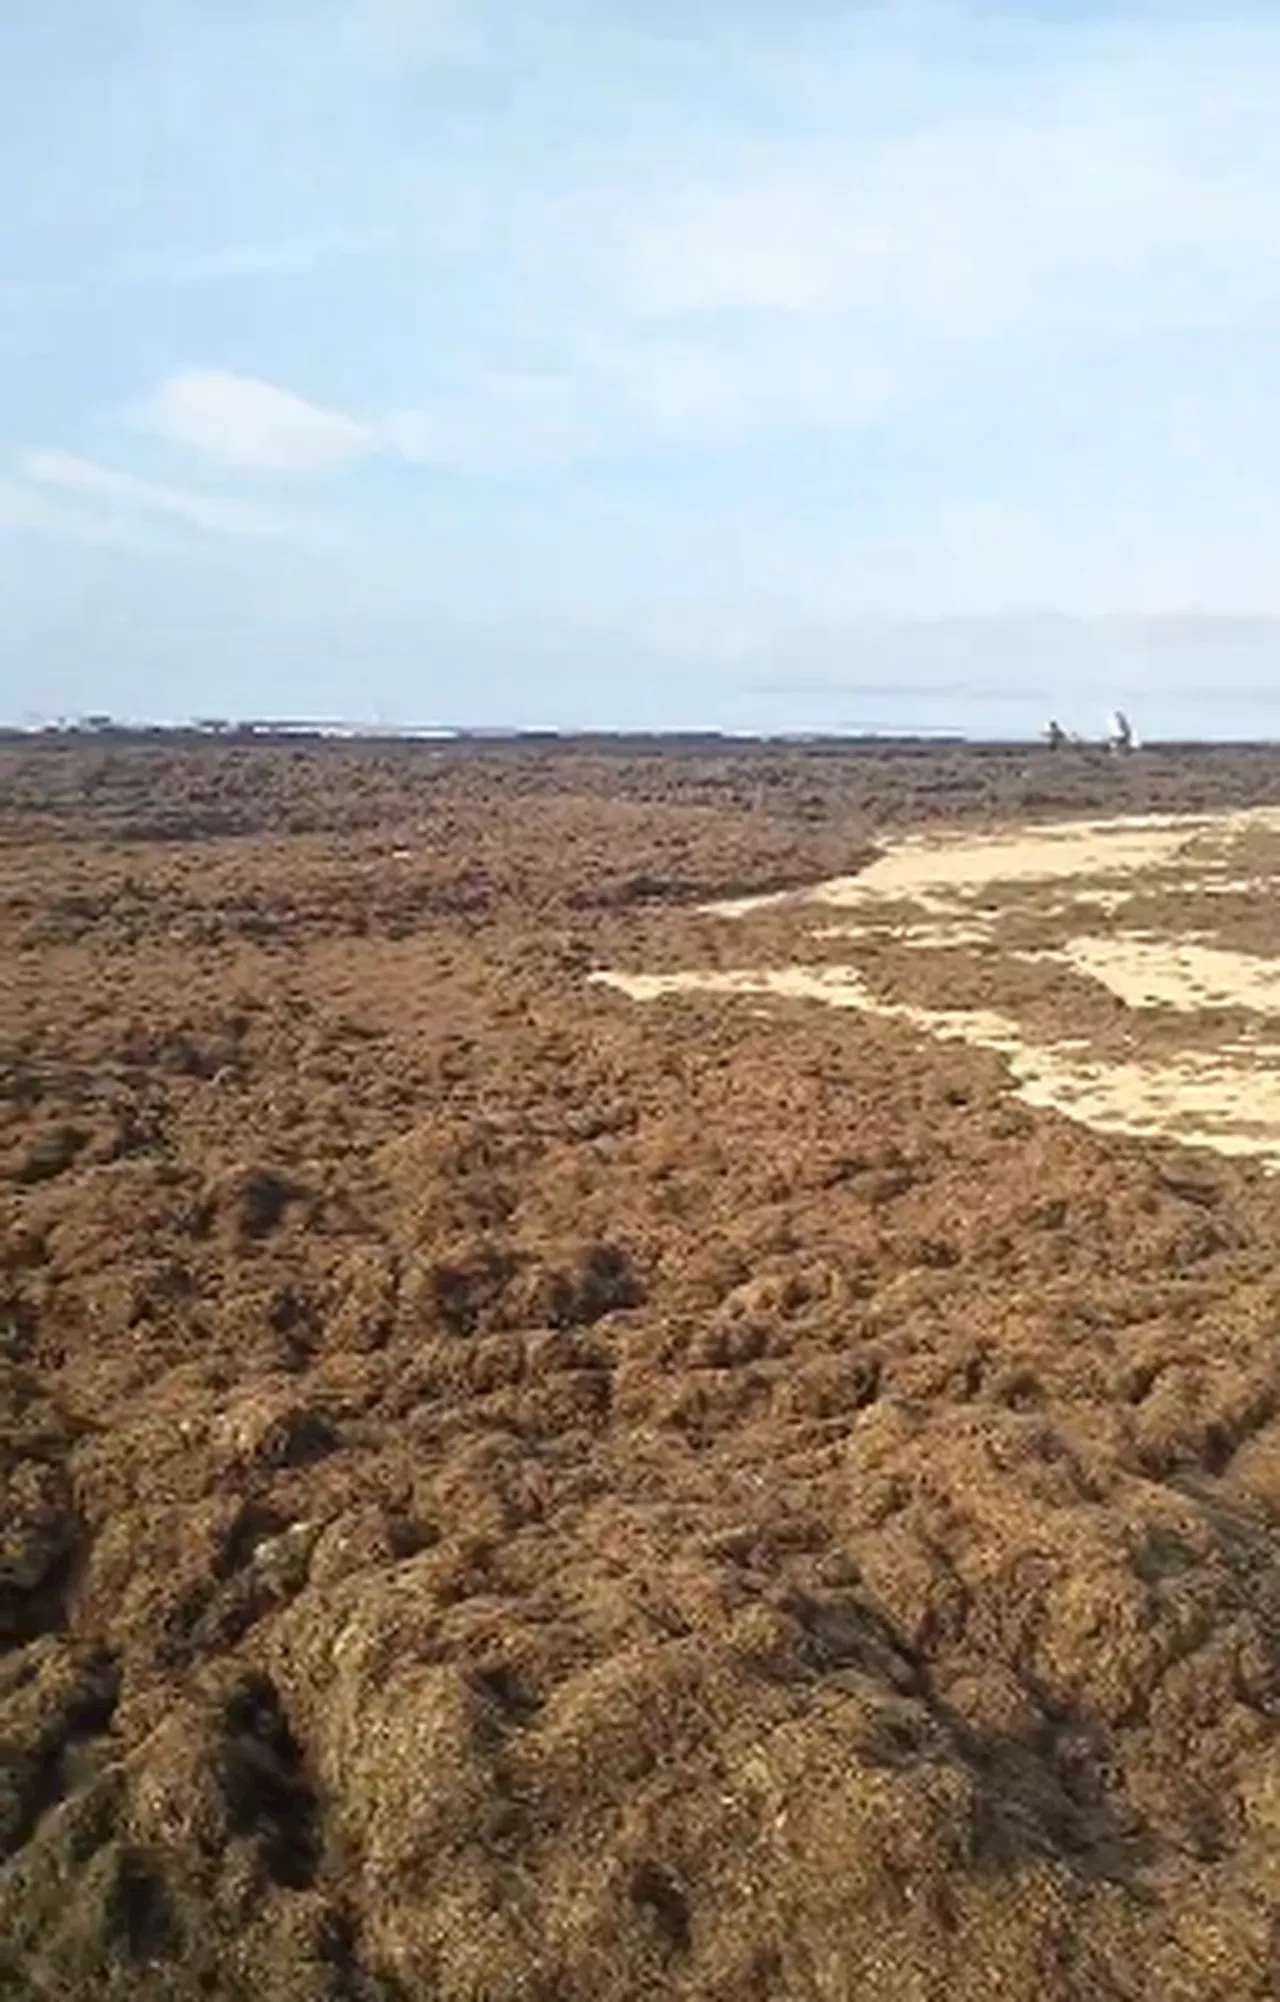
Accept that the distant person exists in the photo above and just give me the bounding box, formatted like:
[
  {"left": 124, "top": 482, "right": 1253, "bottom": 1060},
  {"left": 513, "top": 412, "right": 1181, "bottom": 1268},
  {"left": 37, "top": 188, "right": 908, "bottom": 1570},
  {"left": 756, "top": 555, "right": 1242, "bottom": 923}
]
[
  {"left": 1044, "top": 718, "right": 1066, "bottom": 750},
  {"left": 1109, "top": 709, "right": 1135, "bottom": 753}
]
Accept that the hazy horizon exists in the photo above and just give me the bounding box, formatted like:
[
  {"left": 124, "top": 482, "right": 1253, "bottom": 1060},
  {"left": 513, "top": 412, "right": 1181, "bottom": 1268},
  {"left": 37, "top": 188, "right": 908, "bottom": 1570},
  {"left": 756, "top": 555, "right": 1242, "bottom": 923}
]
[{"left": 4, "top": 3, "right": 1280, "bottom": 735}]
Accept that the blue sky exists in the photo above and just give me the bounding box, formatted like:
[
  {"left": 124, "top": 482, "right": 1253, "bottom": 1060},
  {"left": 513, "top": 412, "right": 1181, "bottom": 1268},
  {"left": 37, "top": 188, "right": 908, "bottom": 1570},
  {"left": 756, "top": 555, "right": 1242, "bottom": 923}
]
[{"left": 3, "top": 0, "right": 1280, "bottom": 735}]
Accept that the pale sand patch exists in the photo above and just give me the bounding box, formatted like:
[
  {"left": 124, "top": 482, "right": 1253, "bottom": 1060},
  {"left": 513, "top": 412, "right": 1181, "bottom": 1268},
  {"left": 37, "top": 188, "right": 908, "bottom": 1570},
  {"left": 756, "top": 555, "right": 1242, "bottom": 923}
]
[
  {"left": 701, "top": 806, "right": 1280, "bottom": 920},
  {"left": 1049, "top": 937, "right": 1280, "bottom": 1015},
  {"left": 590, "top": 966, "right": 1021, "bottom": 1052},
  {"left": 640, "top": 806, "right": 1280, "bottom": 1167},
  {"left": 591, "top": 965, "right": 1280, "bottom": 1166},
  {"left": 814, "top": 920, "right": 997, "bottom": 950},
  {"left": 813, "top": 817, "right": 1203, "bottom": 906},
  {"left": 900, "top": 924, "right": 1000, "bottom": 951}
]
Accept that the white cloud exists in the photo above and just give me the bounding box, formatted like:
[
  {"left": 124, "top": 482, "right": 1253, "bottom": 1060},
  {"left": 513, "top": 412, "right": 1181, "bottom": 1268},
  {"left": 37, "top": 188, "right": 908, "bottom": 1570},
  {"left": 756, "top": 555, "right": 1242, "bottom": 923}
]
[
  {"left": 135, "top": 364, "right": 598, "bottom": 479},
  {"left": 135, "top": 370, "right": 374, "bottom": 473},
  {"left": 22, "top": 451, "right": 286, "bottom": 539}
]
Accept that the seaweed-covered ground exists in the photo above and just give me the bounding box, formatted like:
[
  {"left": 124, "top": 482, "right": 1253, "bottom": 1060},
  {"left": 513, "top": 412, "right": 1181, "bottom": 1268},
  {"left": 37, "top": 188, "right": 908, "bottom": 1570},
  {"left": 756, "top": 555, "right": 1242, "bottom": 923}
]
[{"left": 2, "top": 739, "right": 1279, "bottom": 2001}]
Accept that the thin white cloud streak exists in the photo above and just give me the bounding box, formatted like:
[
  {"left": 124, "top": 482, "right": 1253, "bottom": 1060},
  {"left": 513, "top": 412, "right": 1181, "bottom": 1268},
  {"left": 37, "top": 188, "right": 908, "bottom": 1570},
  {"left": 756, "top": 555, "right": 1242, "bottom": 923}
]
[
  {"left": 22, "top": 451, "right": 286, "bottom": 539},
  {"left": 135, "top": 366, "right": 602, "bottom": 478},
  {"left": 134, "top": 371, "right": 374, "bottom": 473}
]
